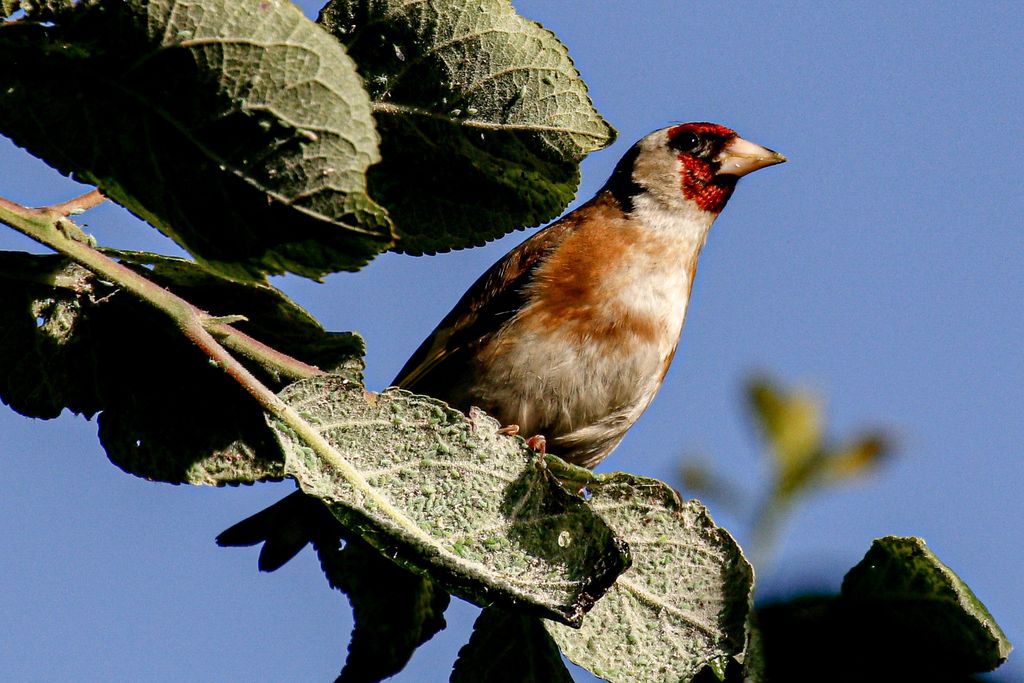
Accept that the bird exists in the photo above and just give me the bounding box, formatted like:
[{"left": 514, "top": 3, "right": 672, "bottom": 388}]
[{"left": 218, "top": 122, "right": 785, "bottom": 571}]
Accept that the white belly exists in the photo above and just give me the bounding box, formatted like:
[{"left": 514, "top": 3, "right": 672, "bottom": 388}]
[{"left": 471, "top": 253, "right": 693, "bottom": 467}]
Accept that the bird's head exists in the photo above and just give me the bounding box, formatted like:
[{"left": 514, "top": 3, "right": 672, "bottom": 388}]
[{"left": 606, "top": 122, "right": 786, "bottom": 216}]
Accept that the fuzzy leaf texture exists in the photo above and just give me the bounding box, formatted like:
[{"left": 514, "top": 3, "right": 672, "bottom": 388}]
[
  {"left": 842, "top": 536, "right": 1012, "bottom": 673},
  {"left": 0, "top": 251, "right": 362, "bottom": 484},
  {"left": 543, "top": 464, "right": 753, "bottom": 683},
  {"left": 318, "top": 0, "right": 616, "bottom": 254},
  {"left": 266, "top": 375, "right": 630, "bottom": 626},
  {"left": 0, "top": 0, "right": 393, "bottom": 281}
]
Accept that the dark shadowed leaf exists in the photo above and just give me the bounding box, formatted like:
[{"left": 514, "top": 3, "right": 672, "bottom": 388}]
[
  {"left": 0, "top": 0, "right": 394, "bottom": 281},
  {"left": 543, "top": 464, "right": 753, "bottom": 683},
  {"left": 318, "top": 0, "right": 616, "bottom": 254},
  {"left": 0, "top": 251, "right": 362, "bottom": 484},
  {"left": 754, "top": 537, "right": 1012, "bottom": 680},
  {"left": 755, "top": 595, "right": 867, "bottom": 682},
  {"left": 451, "top": 606, "right": 573, "bottom": 683},
  {"left": 267, "top": 376, "right": 630, "bottom": 626},
  {"left": 842, "top": 536, "right": 1012, "bottom": 673},
  {"left": 109, "top": 250, "right": 366, "bottom": 381},
  {"left": 316, "top": 532, "right": 450, "bottom": 683}
]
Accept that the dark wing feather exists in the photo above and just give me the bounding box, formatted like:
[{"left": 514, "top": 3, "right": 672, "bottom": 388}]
[{"left": 392, "top": 220, "right": 577, "bottom": 401}]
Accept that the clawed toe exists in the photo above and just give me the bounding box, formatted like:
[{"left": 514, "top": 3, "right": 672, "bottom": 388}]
[{"left": 497, "top": 425, "right": 546, "bottom": 456}]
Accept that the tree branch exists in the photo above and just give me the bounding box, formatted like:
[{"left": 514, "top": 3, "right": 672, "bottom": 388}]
[
  {"left": 0, "top": 191, "right": 431, "bottom": 543},
  {"left": 0, "top": 193, "right": 324, "bottom": 382}
]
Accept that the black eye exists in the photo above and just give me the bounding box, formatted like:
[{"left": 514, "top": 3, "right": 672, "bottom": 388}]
[{"left": 670, "top": 130, "right": 701, "bottom": 153}]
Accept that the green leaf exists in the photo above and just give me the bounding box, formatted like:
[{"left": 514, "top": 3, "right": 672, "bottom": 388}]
[
  {"left": 108, "top": 250, "right": 366, "bottom": 382},
  {"left": 544, "top": 465, "right": 753, "bottom": 682},
  {"left": 267, "top": 376, "right": 630, "bottom": 626},
  {"left": 316, "top": 532, "right": 450, "bottom": 683},
  {"left": 452, "top": 607, "right": 573, "bottom": 683},
  {"left": 0, "top": 253, "right": 103, "bottom": 420},
  {"left": 842, "top": 536, "right": 1012, "bottom": 673},
  {"left": 318, "top": 0, "right": 616, "bottom": 254},
  {"left": 0, "top": 0, "right": 394, "bottom": 281},
  {"left": 0, "top": 251, "right": 361, "bottom": 484},
  {"left": 755, "top": 541, "right": 1010, "bottom": 679},
  {"left": 756, "top": 586, "right": 1010, "bottom": 680}
]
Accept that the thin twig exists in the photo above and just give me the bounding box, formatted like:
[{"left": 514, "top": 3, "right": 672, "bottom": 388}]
[
  {"left": 50, "top": 189, "right": 106, "bottom": 216},
  {"left": 0, "top": 192, "right": 431, "bottom": 542},
  {"left": 208, "top": 319, "right": 325, "bottom": 383},
  {"left": 0, "top": 194, "right": 327, "bottom": 383},
  {"left": 0, "top": 195, "right": 39, "bottom": 215}
]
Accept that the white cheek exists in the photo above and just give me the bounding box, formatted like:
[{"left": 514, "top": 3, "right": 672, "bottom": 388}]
[{"left": 632, "top": 181, "right": 716, "bottom": 239}]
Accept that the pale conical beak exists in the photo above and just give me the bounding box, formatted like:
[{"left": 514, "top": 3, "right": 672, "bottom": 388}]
[{"left": 715, "top": 136, "right": 786, "bottom": 177}]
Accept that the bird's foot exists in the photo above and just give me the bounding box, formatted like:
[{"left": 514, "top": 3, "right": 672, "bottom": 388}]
[{"left": 497, "top": 424, "right": 546, "bottom": 457}]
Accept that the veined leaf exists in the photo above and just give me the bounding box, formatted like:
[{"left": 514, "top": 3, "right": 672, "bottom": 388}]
[
  {"left": 0, "top": 251, "right": 361, "bottom": 484},
  {"left": 545, "top": 466, "right": 753, "bottom": 682},
  {"left": 319, "top": 0, "right": 616, "bottom": 254},
  {"left": 0, "top": 0, "right": 394, "bottom": 281},
  {"left": 267, "top": 376, "right": 630, "bottom": 626}
]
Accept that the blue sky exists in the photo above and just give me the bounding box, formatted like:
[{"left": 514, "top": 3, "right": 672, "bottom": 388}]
[{"left": 1, "top": 1, "right": 1021, "bottom": 680}]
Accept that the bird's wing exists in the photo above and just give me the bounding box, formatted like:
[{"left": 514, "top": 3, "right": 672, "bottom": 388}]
[{"left": 393, "top": 219, "right": 577, "bottom": 393}]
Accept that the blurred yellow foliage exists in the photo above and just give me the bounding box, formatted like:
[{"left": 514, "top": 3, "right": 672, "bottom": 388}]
[
  {"left": 681, "top": 374, "right": 894, "bottom": 565},
  {"left": 749, "top": 377, "right": 891, "bottom": 499}
]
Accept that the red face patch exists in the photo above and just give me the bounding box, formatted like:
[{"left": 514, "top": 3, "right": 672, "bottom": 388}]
[{"left": 668, "top": 123, "right": 738, "bottom": 214}]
